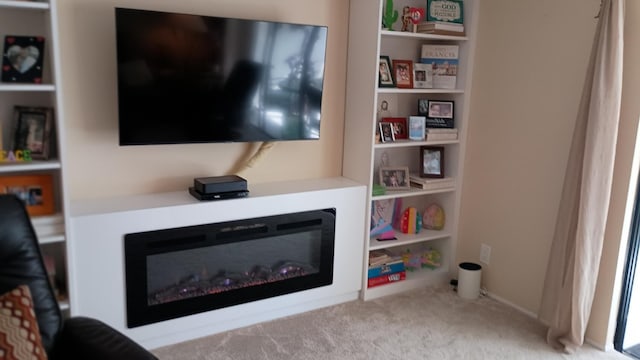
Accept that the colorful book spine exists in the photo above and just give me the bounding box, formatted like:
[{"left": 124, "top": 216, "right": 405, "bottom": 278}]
[
  {"left": 367, "top": 271, "right": 407, "bottom": 288},
  {"left": 368, "top": 260, "right": 405, "bottom": 278}
]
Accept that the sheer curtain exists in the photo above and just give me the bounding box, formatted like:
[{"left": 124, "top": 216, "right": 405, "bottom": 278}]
[{"left": 538, "top": 0, "right": 625, "bottom": 353}]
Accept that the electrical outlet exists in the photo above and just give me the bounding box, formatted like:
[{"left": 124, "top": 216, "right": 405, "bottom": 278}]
[{"left": 480, "top": 244, "right": 491, "bottom": 264}]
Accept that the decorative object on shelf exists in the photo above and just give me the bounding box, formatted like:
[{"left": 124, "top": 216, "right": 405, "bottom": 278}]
[
  {"left": 413, "top": 63, "right": 433, "bottom": 89},
  {"left": 381, "top": 0, "right": 399, "bottom": 30},
  {"left": 401, "top": 6, "right": 412, "bottom": 32},
  {"left": 392, "top": 59, "right": 413, "bottom": 88},
  {"left": 426, "top": 0, "right": 464, "bottom": 24},
  {"left": 378, "top": 55, "right": 395, "bottom": 87},
  {"left": 421, "top": 248, "right": 442, "bottom": 269},
  {"left": 379, "top": 166, "right": 410, "bottom": 190},
  {"left": 0, "top": 174, "right": 54, "bottom": 216},
  {"left": 399, "top": 206, "right": 422, "bottom": 234},
  {"left": 379, "top": 122, "right": 395, "bottom": 142},
  {"left": 381, "top": 117, "right": 407, "bottom": 140},
  {"left": 11, "top": 106, "right": 53, "bottom": 160},
  {"left": 419, "top": 99, "right": 455, "bottom": 128},
  {"left": 423, "top": 203, "right": 445, "bottom": 230},
  {"left": 420, "top": 145, "right": 445, "bottom": 178},
  {"left": 0, "top": 149, "right": 32, "bottom": 162},
  {"left": 370, "top": 198, "right": 400, "bottom": 240},
  {"left": 372, "top": 184, "right": 386, "bottom": 196},
  {"left": 1, "top": 35, "right": 45, "bottom": 83},
  {"left": 420, "top": 44, "right": 459, "bottom": 89},
  {"left": 408, "top": 115, "right": 426, "bottom": 141},
  {"left": 409, "top": 7, "right": 426, "bottom": 29}
]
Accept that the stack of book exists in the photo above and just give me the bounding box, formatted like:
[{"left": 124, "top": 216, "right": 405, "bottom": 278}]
[
  {"left": 415, "top": 21, "right": 465, "bottom": 36},
  {"left": 426, "top": 128, "right": 458, "bottom": 141},
  {"left": 367, "top": 249, "right": 406, "bottom": 288},
  {"left": 409, "top": 175, "right": 455, "bottom": 190}
]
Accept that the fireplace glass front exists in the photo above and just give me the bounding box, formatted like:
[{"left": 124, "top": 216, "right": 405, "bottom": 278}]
[{"left": 125, "top": 208, "right": 335, "bottom": 328}]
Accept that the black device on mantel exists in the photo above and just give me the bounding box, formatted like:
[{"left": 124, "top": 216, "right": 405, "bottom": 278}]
[{"left": 189, "top": 175, "right": 249, "bottom": 201}]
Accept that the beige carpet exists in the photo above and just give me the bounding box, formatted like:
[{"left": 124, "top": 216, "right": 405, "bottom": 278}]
[{"left": 152, "top": 286, "right": 629, "bottom": 360}]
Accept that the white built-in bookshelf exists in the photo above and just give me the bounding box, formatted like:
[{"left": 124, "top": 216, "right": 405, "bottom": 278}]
[{"left": 343, "top": 0, "right": 478, "bottom": 300}]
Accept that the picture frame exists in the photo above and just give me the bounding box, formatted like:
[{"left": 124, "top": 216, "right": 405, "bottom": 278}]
[
  {"left": 12, "top": 106, "right": 53, "bottom": 160},
  {"left": 420, "top": 146, "right": 445, "bottom": 178},
  {"left": 392, "top": 59, "right": 413, "bottom": 89},
  {"left": 379, "top": 167, "right": 411, "bottom": 190},
  {"left": 408, "top": 116, "right": 426, "bottom": 141},
  {"left": 413, "top": 63, "right": 433, "bottom": 89},
  {"left": 379, "top": 122, "right": 395, "bottom": 143},
  {"left": 1, "top": 35, "right": 45, "bottom": 83},
  {"left": 381, "top": 117, "right": 407, "bottom": 140},
  {"left": 426, "top": 100, "right": 454, "bottom": 119},
  {"left": 378, "top": 56, "right": 395, "bottom": 87},
  {"left": 0, "top": 174, "right": 55, "bottom": 216}
]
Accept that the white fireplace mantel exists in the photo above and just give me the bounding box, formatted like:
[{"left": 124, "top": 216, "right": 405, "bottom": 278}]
[{"left": 68, "top": 177, "right": 366, "bottom": 349}]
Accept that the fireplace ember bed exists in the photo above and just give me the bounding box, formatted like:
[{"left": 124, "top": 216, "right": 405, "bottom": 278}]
[{"left": 124, "top": 208, "right": 336, "bottom": 327}]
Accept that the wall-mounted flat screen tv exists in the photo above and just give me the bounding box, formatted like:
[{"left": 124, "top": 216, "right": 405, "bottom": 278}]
[{"left": 115, "top": 8, "right": 328, "bottom": 145}]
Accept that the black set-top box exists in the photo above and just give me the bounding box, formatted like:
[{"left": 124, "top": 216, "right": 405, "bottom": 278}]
[{"left": 194, "top": 175, "right": 247, "bottom": 194}]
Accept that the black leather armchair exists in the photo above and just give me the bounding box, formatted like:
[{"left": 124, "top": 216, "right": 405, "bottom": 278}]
[{"left": 0, "top": 194, "right": 158, "bottom": 360}]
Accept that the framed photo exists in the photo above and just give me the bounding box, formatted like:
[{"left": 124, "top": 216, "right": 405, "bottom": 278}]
[
  {"left": 413, "top": 63, "right": 433, "bottom": 89},
  {"left": 0, "top": 174, "right": 55, "bottom": 216},
  {"left": 379, "top": 167, "right": 410, "bottom": 190},
  {"left": 1, "top": 35, "right": 45, "bottom": 83},
  {"left": 378, "top": 56, "right": 395, "bottom": 87},
  {"left": 12, "top": 106, "right": 53, "bottom": 160},
  {"left": 408, "top": 116, "right": 426, "bottom": 141},
  {"left": 420, "top": 146, "right": 445, "bottom": 178},
  {"left": 381, "top": 117, "right": 407, "bottom": 140},
  {"left": 392, "top": 59, "right": 413, "bottom": 89},
  {"left": 426, "top": 100, "right": 454, "bottom": 119},
  {"left": 379, "top": 122, "right": 395, "bottom": 143}
]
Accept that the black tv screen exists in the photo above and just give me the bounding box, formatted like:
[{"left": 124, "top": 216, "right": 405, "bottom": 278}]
[{"left": 115, "top": 8, "right": 328, "bottom": 145}]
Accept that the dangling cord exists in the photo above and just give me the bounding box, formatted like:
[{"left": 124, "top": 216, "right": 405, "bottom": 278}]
[{"left": 235, "top": 142, "right": 276, "bottom": 176}]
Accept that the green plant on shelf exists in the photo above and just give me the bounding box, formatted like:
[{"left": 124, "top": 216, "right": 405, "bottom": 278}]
[{"left": 382, "top": 0, "right": 399, "bottom": 30}]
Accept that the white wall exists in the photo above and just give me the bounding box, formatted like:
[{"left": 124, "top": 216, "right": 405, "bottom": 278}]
[
  {"left": 459, "top": 0, "right": 640, "bottom": 349},
  {"left": 56, "top": 0, "right": 348, "bottom": 200}
]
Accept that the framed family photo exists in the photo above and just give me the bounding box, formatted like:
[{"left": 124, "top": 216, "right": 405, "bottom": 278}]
[
  {"left": 381, "top": 117, "right": 407, "bottom": 140},
  {"left": 380, "top": 167, "right": 410, "bottom": 190},
  {"left": 378, "top": 56, "right": 395, "bottom": 87},
  {"left": 379, "top": 122, "right": 395, "bottom": 143},
  {"left": 426, "top": 100, "right": 454, "bottom": 119},
  {"left": 420, "top": 146, "right": 445, "bottom": 178},
  {"left": 1, "top": 35, "right": 45, "bottom": 83},
  {"left": 12, "top": 106, "right": 53, "bottom": 160},
  {"left": 0, "top": 174, "right": 55, "bottom": 216},
  {"left": 413, "top": 63, "right": 433, "bottom": 89},
  {"left": 392, "top": 59, "right": 413, "bottom": 89}
]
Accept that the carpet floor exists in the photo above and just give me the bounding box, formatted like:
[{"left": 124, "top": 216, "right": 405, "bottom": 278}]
[{"left": 152, "top": 286, "right": 630, "bottom": 360}]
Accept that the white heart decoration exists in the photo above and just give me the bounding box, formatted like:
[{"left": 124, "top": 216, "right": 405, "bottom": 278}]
[{"left": 6, "top": 45, "right": 40, "bottom": 74}]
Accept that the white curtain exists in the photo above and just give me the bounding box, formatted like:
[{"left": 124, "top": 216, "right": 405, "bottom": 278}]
[{"left": 538, "top": 0, "right": 624, "bottom": 353}]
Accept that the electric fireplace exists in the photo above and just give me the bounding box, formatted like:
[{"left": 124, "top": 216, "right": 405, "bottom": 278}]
[{"left": 124, "top": 208, "right": 336, "bottom": 328}]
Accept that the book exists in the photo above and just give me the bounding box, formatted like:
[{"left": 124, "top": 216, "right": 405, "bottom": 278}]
[
  {"left": 368, "top": 249, "right": 396, "bottom": 266},
  {"left": 416, "top": 21, "right": 465, "bottom": 33},
  {"left": 417, "top": 29, "right": 467, "bottom": 37},
  {"left": 370, "top": 199, "right": 398, "bottom": 240},
  {"left": 368, "top": 259, "right": 405, "bottom": 278},
  {"left": 426, "top": 131, "right": 458, "bottom": 141},
  {"left": 421, "top": 45, "right": 459, "bottom": 89},
  {"left": 425, "top": 128, "right": 458, "bottom": 133},
  {"left": 409, "top": 175, "right": 455, "bottom": 190},
  {"left": 425, "top": 117, "right": 454, "bottom": 128},
  {"left": 367, "top": 271, "right": 406, "bottom": 288},
  {"left": 426, "top": 0, "right": 464, "bottom": 24}
]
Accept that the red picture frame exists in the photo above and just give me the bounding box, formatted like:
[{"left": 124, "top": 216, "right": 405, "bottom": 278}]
[
  {"left": 392, "top": 59, "right": 413, "bottom": 89},
  {"left": 381, "top": 117, "right": 408, "bottom": 140}
]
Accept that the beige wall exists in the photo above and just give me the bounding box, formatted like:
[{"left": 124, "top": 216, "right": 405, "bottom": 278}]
[
  {"left": 57, "top": 0, "right": 348, "bottom": 200},
  {"left": 460, "top": 0, "right": 640, "bottom": 349}
]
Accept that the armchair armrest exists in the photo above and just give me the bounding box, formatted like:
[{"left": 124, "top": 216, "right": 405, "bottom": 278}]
[{"left": 51, "top": 316, "right": 158, "bottom": 360}]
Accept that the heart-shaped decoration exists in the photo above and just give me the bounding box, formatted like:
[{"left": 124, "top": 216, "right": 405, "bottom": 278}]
[{"left": 6, "top": 45, "right": 40, "bottom": 73}]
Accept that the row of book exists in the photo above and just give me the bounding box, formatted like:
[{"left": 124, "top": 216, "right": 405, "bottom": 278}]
[
  {"left": 409, "top": 175, "right": 455, "bottom": 190},
  {"left": 426, "top": 128, "right": 458, "bottom": 141}
]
